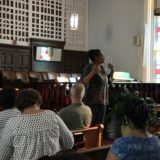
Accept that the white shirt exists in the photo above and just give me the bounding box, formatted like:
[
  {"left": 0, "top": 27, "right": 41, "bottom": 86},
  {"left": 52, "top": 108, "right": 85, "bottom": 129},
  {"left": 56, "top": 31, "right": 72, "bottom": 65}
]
[
  {"left": 0, "top": 108, "right": 20, "bottom": 137},
  {"left": 0, "top": 110, "right": 74, "bottom": 160}
]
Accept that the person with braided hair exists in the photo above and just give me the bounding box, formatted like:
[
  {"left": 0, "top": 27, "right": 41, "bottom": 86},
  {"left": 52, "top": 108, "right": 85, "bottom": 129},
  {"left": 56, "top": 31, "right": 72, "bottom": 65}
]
[{"left": 106, "top": 98, "right": 160, "bottom": 160}]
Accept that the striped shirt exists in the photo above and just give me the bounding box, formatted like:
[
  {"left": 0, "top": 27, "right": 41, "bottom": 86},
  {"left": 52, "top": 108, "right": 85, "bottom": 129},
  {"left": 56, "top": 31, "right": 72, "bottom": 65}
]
[
  {"left": 0, "top": 108, "right": 20, "bottom": 137},
  {"left": 0, "top": 110, "right": 74, "bottom": 160}
]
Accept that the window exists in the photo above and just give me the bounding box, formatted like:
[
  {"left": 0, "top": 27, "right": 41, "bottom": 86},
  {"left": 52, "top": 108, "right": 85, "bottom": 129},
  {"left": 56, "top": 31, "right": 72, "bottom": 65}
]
[{"left": 154, "top": 16, "right": 160, "bottom": 82}]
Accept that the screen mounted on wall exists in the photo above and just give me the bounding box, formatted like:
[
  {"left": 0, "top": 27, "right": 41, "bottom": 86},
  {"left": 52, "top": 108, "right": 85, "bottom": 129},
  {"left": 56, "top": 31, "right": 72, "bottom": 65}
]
[{"left": 36, "top": 46, "right": 62, "bottom": 62}]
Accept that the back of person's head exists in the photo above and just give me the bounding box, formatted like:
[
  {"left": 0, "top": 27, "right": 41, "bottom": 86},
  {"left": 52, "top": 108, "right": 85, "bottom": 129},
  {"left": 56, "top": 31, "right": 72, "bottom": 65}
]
[
  {"left": 15, "top": 88, "right": 42, "bottom": 112},
  {"left": 70, "top": 83, "right": 85, "bottom": 99},
  {"left": 0, "top": 87, "right": 17, "bottom": 109},
  {"left": 124, "top": 98, "right": 150, "bottom": 130},
  {"left": 88, "top": 49, "right": 101, "bottom": 62},
  {"left": 38, "top": 151, "right": 90, "bottom": 160}
]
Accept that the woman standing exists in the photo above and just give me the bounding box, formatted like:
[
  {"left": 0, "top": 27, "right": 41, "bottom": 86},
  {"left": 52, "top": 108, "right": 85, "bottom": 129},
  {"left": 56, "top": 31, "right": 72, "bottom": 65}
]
[{"left": 82, "top": 49, "right": 114, "bottom": 126}]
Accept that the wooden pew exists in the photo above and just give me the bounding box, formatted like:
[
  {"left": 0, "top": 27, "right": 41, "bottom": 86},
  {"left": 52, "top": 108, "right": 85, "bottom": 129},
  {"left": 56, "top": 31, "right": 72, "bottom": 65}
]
[
  {"left": 76, "top": 145, "right": 111, "bottom": 160},
  {"left": 72, "top": 124, "right": 104, "bottom": 150}
]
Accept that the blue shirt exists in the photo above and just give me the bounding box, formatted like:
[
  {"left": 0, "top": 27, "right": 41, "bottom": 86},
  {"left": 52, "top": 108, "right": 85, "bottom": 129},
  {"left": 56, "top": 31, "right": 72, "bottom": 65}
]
[{"left": 111, "top": 135, "right": 160, "bottom": 160}]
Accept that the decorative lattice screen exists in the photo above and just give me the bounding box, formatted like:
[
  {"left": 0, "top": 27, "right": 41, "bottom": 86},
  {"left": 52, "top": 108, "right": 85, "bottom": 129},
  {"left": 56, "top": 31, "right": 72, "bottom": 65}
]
[
  {"left": 0, "top": 0, "right": 65, "bottom": 46},
  {"left": 0, "top": 0, "right": 29, "bottom": 45},
  {"left": 0, "top": 0, "right": 88, "bottom": 51},
  {"left": 65, "top": 0, "right": 88, "bottom": 51},
  {"left": 30, "top": 0, "right": 65, "bottom": 41}
]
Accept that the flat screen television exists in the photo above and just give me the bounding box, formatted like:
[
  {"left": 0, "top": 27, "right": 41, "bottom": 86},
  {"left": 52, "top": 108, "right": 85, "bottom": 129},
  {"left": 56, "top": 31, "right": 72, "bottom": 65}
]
[{"left": 36, "top": 46, "right": 62, "bottom": 62}]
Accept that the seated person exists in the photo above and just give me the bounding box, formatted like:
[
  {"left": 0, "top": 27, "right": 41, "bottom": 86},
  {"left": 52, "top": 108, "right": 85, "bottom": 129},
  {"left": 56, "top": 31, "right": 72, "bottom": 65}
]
[
  {"left": 0, "top": 88, "right": 74, "bottom": 160},
  {"left": 59, "top": 83, "right": 92, "bottom": 130},
  {"left": 106, "top": 98, "right": 160, "bottom": 160},
  {"left": 0, "top": 87, "right": 20, "bottom": 137}
]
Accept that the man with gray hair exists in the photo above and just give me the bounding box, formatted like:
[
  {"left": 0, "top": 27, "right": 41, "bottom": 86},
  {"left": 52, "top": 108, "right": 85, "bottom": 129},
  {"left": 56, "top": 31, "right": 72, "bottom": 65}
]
[{"left": 59, "top": 83, "right": 92, "bottom": 130}]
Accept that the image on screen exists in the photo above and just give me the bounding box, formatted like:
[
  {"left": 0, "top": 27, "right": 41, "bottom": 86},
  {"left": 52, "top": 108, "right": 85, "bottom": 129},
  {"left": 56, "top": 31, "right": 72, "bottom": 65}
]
[{"left": 36, "top": 47, "right": 53, "bottom": 61}]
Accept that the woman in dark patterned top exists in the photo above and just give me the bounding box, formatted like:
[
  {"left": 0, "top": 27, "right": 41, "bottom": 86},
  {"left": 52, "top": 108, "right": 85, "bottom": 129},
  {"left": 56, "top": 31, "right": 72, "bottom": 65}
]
[
  {"left": 106, "top": 98, "right": 160, "bottom": 160},
  {"left": 0, "top": 88, "right": 74, "bottom": 160},
  {"left": 82, "top": 49, "right": 114, "bottom": 126}
]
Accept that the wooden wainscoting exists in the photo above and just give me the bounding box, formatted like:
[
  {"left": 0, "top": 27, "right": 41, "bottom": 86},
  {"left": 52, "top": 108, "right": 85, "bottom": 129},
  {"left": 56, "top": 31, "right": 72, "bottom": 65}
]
[
  {"left": 0, "top": 43, "right": 30, "bottom": 71},
  {"left": 0, "top": 41, "right": 89, "bottom": 74}
]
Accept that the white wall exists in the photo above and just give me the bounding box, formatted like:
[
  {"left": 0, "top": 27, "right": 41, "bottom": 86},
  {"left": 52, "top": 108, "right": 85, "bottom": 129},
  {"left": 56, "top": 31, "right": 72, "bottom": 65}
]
[{"left": 88, "top": 0, "right": 144, "bottom": 80}]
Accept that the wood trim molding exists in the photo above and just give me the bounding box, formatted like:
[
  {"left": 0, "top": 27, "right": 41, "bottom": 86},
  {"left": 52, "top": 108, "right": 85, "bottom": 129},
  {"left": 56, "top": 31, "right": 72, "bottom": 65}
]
[
  {"left": 0, "top": 43, "right": 30, "bottom": 49},
  {"left": 30, "top": 38, "right": 65, "bottom": 48}
]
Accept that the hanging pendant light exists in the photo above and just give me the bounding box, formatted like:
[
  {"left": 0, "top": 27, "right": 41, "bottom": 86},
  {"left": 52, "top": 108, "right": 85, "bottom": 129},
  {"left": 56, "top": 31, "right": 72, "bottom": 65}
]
[{"left": 70, "top": 0, "right": 78, "bottom": 30}]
